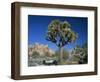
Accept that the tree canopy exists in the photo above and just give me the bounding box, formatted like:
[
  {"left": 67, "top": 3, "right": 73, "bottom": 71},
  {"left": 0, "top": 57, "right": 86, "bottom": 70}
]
[{"left": 46, "top": 19, "right": 78, "bottom": 48}]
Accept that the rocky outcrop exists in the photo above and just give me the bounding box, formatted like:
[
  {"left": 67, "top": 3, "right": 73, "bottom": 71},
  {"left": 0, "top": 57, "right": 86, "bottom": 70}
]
[{"left": 28, "top": 43, "right": 55, "bottom": 57}]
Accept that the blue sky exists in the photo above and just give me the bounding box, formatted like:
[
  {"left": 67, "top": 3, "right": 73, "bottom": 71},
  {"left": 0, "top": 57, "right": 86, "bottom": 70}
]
[{"left": 28, "top": 15, "right": 88, "bottom": 51}]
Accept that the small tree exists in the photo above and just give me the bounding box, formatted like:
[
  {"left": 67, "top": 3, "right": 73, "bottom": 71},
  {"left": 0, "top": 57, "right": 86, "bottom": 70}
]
[
  {"left": 46, "top": 19, "right": 77, "bottom": 64},
  {"left": 72, "top": 43, "right": 88, "bottom": 64}
]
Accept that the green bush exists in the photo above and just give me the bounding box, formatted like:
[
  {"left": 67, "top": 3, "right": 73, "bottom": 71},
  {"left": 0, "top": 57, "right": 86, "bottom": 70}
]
[{"left": 32, "top": 51, "right": 40, "bottom": 58}]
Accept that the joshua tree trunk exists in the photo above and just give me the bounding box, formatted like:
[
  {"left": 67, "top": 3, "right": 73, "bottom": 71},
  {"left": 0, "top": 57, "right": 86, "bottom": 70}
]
[{"left": 59, "top": 47, "right": 63, "bottom": 64}]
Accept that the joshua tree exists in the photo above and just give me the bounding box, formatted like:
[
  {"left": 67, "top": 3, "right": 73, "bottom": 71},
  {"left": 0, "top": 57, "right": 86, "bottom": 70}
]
[
  {"left": 46, "top": 19, "right": 77, "bottom": 64},
  {"left": 72, "top": 43, "right": 88, "bottom": 64}
]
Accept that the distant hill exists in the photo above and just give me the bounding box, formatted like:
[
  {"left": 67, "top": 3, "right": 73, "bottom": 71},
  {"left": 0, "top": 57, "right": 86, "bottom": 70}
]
[{"left": 28, "top": 43, "right": 55, "bottom": 57}]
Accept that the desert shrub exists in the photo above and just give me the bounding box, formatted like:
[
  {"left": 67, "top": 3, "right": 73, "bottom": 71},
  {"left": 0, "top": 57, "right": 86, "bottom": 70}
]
[
  {"left": 71, "top": 43, "right": 88, "bottom": 64},
  {"left": 32, "top": 51, "right": 40, "bottom": 58}
]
